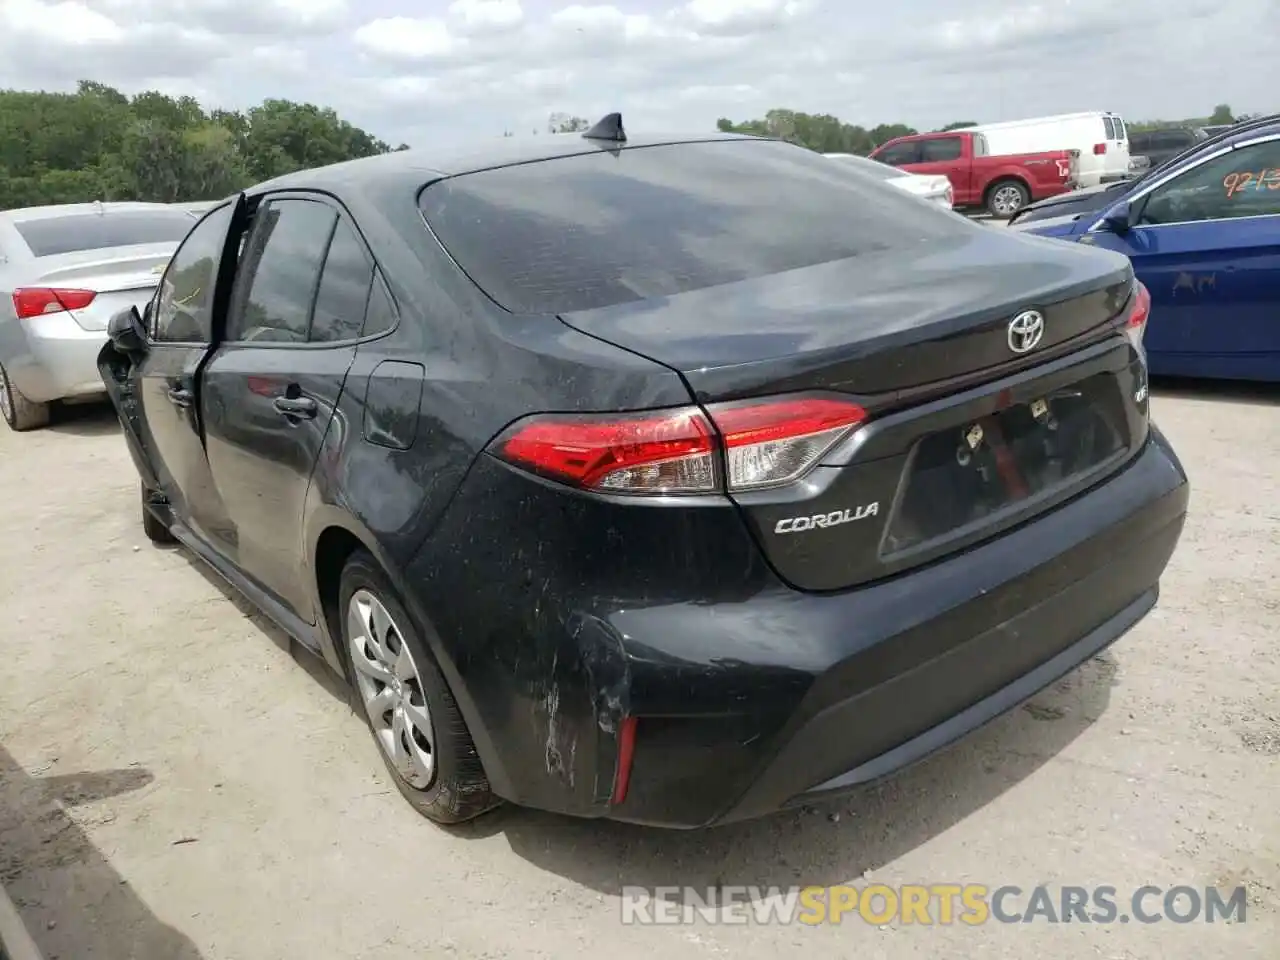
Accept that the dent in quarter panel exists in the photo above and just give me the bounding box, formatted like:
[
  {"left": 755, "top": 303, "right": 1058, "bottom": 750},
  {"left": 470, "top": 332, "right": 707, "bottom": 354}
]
[{"left": 363, "top": 360, "right": 426, "bottom": 450}]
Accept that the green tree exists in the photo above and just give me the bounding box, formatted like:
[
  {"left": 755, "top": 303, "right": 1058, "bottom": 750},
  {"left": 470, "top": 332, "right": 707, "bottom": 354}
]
[
  {"left": 0, "top": 80, "right": 395, "bottom": 210},
  {"left": 1208, "top": 104, "right": 1234, "bottom": 125},
  {"left": 717, "top": 109, "right": 916, "bottom": 155},
  {"left": 547, "top": 112, "right": 590, "bottom": 133},
  {"left": 937, "top": 121, "right": 978, "bottom": 131}
]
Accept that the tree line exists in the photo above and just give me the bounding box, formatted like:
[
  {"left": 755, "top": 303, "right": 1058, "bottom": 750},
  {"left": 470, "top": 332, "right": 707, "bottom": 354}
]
[
  {"left": 2, "top": 82, "right": 1264, "bottom": 213},
  {"left": 0, "top": 81, "right": 409, "bottom": 211},
  {"left": 714, "top": 104, "right": 1261, "bottom": 155}
]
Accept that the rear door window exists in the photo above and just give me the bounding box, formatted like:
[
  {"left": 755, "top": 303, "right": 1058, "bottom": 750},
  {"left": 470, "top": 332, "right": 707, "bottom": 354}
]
[
  {"left": 1103, "top": 117, "right": 1117, "bottom": 140},
  {"left": 226, "top": 198, "right": 336, "bottom": 343},
  {"left": 920, "top": 138, "right": 962, "bottom": 162},
  {"left": 420, "top": 138, "right": 966, "bottom": 316},
  {"left": 15, "top": 209, "right": 196, "bottom": 257}
]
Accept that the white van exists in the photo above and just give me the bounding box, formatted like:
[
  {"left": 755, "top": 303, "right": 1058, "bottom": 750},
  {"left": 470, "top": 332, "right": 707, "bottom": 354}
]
[{"left": 960, "top": 112, "right": 1130, "bottom": 188}]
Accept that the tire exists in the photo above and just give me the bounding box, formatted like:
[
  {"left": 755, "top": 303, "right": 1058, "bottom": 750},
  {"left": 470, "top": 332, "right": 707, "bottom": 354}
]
[
  {"left": 338, "top": 550, "right": 498, "bottom": 825},
  {"left": 986, "top": 179, "right": 1030, "bottom": 219},
  {"left": 141, "top": 484, "right": 177, "bottom": 544},
  {"left": 0, "top": 362, "right": 51, "bottom": 432}
]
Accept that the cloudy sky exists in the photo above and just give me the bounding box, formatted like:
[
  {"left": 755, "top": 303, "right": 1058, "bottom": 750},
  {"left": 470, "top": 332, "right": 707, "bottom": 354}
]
[{"left": 1, "top": 0, "right": 1277, "bottom": 147}]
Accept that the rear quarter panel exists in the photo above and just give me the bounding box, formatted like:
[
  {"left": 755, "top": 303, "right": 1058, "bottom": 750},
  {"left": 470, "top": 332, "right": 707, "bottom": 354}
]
[{"left": 294, "top": 181, "right": 692, "bottom": 679}]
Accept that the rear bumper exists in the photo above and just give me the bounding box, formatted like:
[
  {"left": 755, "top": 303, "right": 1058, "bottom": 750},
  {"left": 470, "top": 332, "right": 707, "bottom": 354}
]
[
  {"left": 409, "top": 427, "right": 1188, "bottom": 829},
  {"left": 0, "top": 311, "right": 107, "bottom": 403}
]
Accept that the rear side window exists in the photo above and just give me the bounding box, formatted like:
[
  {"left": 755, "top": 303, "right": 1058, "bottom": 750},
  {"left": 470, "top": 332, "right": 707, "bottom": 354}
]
[
  {"left": 421, "top": 139, "right": 966, "bottom": 315},
  {"left": 1114, "top": 117, "right": 1127, "bottom": 140},
  {"left": 312, "top": 218, "right": 374, "bottom": 343},
  {"left": 16, "top": 209, "right": 196, "bottom": 257},
  {"left": 363, "top": 273, "right": 397, "bottom": 337},
  {"left": 921, "top": 138, "right": 962, "bottom": 162},
  {"left": 227, "top": 198, "right": 336, "bottom": 343},
  {"left": 1103, "top": 117, "right": 1117, "bottom": 140}
]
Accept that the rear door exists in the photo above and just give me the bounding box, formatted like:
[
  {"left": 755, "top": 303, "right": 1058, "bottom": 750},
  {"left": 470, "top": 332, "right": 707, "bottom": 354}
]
[
  {"left": 1087, "top": 133, "right": 1280, "bottom": 377},
  {"left": 200, "top": 193, "right": 367, "bottom": 621},
  {"left": 913, "top": 136, "right": 971, "bottom": 199},
  {"left": 135, "top": 199, "right": 244, "bottom": 550}
]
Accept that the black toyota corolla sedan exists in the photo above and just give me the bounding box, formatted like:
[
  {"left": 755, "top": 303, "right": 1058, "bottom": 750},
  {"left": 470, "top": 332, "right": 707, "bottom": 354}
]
[{"left": 98, "top": 117, "right": 1189, "bottom": 829}]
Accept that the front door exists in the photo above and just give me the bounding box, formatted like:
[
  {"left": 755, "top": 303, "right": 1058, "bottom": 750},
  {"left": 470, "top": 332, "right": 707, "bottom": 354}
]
[
  {"left": 136, "top": 199, "right": 243, "bottom": 550},
  {"left": 201, "top": 195, "right": 370, "bottom": 621},
  {"left": 1087, "top": 134, "right": 1280, "bottom": 379}
]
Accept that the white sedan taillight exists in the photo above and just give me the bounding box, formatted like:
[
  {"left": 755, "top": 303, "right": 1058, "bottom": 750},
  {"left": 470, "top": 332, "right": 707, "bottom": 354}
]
[
  {"left": 495, "top": 396, "right": 868, "bottom": 496},
  {"left": 1125, "top": 280, "right": 1151, "bottom": 350}
]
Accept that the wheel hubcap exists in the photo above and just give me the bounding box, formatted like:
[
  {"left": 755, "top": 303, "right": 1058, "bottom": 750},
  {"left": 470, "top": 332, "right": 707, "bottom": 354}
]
[
  {"left": 347, "top": 589, "right": 436, "bottom": 789},
  {"left": 994, "top": 187, "right": 1023, "bottom": 215}
]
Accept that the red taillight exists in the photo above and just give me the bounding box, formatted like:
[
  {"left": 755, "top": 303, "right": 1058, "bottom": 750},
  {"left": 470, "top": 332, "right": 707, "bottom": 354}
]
[
  {"left": 12, "top": 287, "right": 97, "bottom": 320},
  {"left": 610, "top": 715, "right": 638, "bottom": 805},
  {"left": 497, "top": 407, "right": 717, "bottom": 494},
  {"left": 494, "top": 395, "right": 868, "bottom": 496},
  {"left": 1093, "top": 142, "right": 1107, "bottom": 155},
  {"left": 1125, "top": 281, "right": 1151, "bottom": 349}
]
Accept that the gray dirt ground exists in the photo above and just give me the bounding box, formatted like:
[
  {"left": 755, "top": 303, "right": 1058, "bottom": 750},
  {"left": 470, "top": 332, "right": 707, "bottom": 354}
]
[{"left": 0, "top": 383, "right": 1277, "bottom": 960}]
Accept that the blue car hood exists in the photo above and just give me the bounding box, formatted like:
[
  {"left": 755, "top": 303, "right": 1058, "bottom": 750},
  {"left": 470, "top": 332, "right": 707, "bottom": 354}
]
[{"left": 1011, "top": 212, "right": 1083, "bottom": 239}]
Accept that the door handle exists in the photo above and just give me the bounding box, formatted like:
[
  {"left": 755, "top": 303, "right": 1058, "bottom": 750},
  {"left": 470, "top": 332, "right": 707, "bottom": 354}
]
[
  {"left": 273, "top": 395, "right": 317, "bottom": 419},
  {"left": 166, "top": 387, "right": 193, "bottom": 408}
]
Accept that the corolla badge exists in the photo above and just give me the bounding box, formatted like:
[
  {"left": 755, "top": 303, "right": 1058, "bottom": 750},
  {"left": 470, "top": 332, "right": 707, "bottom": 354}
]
[
  {"left": 1007, "top": 310, "right": 1045, "bottom": 354},
  {"left": 774, "top": 503, "right": 879, "bottom": 535}
]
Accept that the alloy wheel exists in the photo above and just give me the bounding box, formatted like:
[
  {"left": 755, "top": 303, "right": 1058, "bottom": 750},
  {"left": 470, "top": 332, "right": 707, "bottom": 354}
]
[
  {"left": 992, "top": 185, "right": 1024, "bottom": 216},
  {"left": 347, "top": 589, "right": 436, "bottom": 789}
]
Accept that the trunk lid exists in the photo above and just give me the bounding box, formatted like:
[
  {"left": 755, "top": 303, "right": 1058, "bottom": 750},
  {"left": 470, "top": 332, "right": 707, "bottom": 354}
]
[
  {"left": 560, "top": 230, "right": 1146, "bottom": 594},
  {"left": 32, "top": 243, "right": 176, "bottom": 331},
  {"left": 557, "top": 229, "right": 1134, "bottom": 403}
]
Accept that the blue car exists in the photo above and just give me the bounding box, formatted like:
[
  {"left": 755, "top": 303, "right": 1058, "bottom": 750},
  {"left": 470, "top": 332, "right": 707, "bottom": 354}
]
[{"left": 1012, "top": 115, "right": 1280, "bottom": 381}]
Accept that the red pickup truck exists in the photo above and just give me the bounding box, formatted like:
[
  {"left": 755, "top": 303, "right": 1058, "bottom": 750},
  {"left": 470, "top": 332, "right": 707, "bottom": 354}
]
[{"left": 869, "top": 131, "right": 1078, "bottom": 219}]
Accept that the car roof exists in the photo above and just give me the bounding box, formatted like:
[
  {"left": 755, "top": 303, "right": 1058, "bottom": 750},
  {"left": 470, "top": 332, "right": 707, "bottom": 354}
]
[
  {"left": 0, "top": 201, "right": 184, "bottom": 223},
  {"left": 249, "top": 130, "right": 770, "bottom": 196}
]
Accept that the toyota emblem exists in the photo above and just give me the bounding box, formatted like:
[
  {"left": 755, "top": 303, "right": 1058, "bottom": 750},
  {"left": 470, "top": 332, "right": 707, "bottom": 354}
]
[{"left": 1007, "top": 310, "right": 1045, "bottom": 354}]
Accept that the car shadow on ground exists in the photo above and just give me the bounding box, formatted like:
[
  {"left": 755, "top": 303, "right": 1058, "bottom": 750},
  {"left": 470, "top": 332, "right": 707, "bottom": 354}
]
[
  {"left": 46, "top": 401, "right": 120, "bottom": 437},
  {"left": 1151, "top": 377, "right": 1279, "bottom": 407},
  {"left": 468, "top": 652, "right": 1120, "bottom": 898},
  {"left": 0, "top": 747, "right": 204, "bottom": 959}
]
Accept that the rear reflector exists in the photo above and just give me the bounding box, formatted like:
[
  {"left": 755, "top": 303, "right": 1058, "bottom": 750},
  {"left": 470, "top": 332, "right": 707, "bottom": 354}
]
[
  {"left": 1093, "top": 142, "right": 1107, "bottom": 155},
  {"left": 1125, "top": 280, "right": 1151, "bottom": 349},
  {"left": 12, "top": 287, "right": 97, "bottom": 320},
  {"left": 610, "top": 715, "right": 638, "bottom": 805},
  {"left": 494, "top": 395, "right": 868, "bottom": 496}
]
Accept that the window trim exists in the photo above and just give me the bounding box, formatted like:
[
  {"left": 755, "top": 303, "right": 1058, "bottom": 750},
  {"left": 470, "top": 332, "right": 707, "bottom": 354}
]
[
  {"left": 1087, "top": 133, "right": 1280, "bottom": 233},
  {"left": 215, "top": 189, "right": 402, "bottom": 352},
  {"left": 148, "top": 199, "right": 237, "bottom": 347}
]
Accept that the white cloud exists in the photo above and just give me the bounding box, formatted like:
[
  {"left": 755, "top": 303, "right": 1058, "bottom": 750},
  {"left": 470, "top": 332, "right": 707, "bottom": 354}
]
[
  {"left": 448, "top": 0, "right": 524, "bottom": 35},
  {"left": 353, "top": 16, "right": 463, "bottom": 63}
]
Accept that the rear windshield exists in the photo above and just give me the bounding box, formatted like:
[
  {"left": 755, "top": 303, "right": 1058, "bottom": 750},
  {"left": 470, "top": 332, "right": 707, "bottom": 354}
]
[
  {"left": 16, "top": 209, "right": 196, "bottom": 257},
  {"left": 419, "top": 139, "right": 969, "bottom": 315}
]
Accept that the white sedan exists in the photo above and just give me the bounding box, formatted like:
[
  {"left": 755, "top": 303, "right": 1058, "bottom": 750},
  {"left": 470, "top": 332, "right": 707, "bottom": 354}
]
[{"left": 823, "top": 152, "right": 954, "bottom": 209}]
